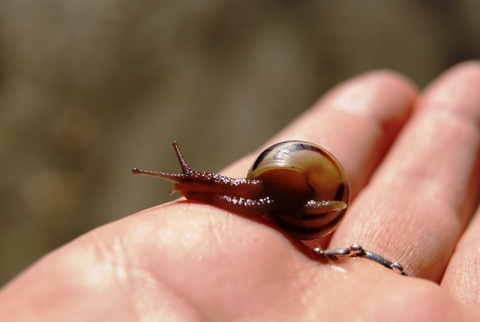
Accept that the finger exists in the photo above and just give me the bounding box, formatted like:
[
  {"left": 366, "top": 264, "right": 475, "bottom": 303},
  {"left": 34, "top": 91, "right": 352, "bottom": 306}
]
[
  {"left": 224, "top": 70, "right": 416, "bottom": 201},
  {"left": 331, "top": 61, "right": 480, "bottom": 279},
  {"left": 442, "top": 205, "right": 480, "bottom": 311},
  {"left": 222, "top": 71, "right": 416, "bottom": 250}
]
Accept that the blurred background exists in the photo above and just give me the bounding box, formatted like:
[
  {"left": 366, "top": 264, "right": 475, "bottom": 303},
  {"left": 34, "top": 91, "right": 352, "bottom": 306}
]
[{"left": 0, "top": 0, "right": 479, "bottom": 285}]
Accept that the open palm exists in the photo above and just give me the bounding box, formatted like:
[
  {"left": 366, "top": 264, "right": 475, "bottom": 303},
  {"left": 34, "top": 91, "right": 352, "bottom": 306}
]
[{"left": 2, "top": 62, "right": 479, "bottom": 321}]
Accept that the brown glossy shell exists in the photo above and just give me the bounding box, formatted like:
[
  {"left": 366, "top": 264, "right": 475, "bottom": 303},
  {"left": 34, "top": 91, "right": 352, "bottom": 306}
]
[{"left": 247, "top": 140, "right": 350, "bottom": 239}]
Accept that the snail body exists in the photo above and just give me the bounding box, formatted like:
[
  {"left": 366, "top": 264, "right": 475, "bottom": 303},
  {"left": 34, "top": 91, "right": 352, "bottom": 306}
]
[{"left": 132, "top": 140, "right": 349, "bottom": 240}]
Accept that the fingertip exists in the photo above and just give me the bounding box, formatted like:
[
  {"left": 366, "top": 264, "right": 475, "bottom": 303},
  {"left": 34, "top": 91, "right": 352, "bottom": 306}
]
[
  {"left": 428, "top": 60, "right": 480, "bottom": 88},
  {"left": 445, "top": 60, "right": 480, "bottom": 74},
  {"left": 357, "top": 69, "right": 418, "bottom": 97},
  {"left": 318, "top": 69, "right": 417, "bottom": 135},
  {"left": 420, "top": 60, "right": 480, "bottom": 123}
]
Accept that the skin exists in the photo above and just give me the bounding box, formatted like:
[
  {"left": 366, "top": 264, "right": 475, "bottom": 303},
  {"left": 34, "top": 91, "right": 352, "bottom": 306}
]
[{"left": 1, "top": 62, "right": 479, "bottom": 321}]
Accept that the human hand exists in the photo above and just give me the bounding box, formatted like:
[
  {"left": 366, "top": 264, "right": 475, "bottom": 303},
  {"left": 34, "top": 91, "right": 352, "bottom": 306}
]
[{"left": 1, "top": 62, "right": 479, "bottom": 321}]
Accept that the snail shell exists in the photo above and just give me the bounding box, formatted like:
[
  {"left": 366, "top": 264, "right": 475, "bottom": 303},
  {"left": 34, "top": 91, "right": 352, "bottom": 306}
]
[{"left": 132, "top": 140, "right": 350, "bottom": 240}]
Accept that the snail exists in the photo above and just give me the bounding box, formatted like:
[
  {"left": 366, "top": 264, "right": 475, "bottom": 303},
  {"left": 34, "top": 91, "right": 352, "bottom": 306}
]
[
  {"left": 132, "top": 140, "right": 407, "bottom": 275},
  {"left": 133, "top": 140, "right": 348, "bottom": 240}
]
